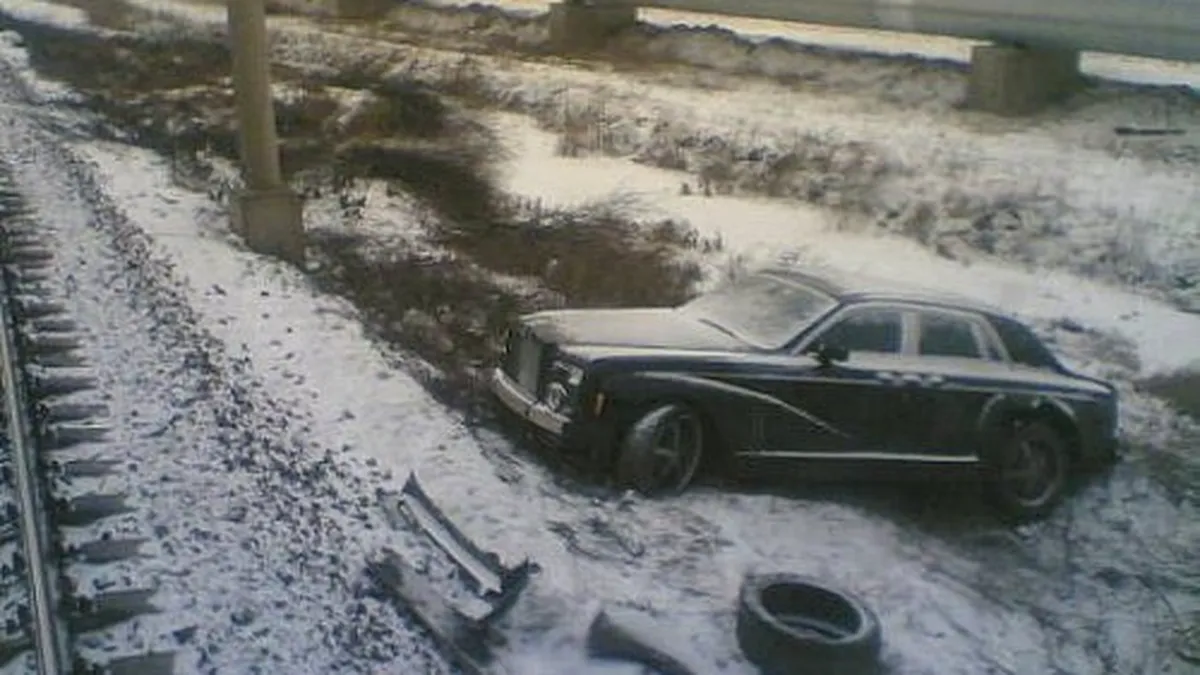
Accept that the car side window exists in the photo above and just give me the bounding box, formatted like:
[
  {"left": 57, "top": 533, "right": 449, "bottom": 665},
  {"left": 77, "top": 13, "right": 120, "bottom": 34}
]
[
  {"left": 990, "top": 317, "right": 1061, "bottom": 369},
  {"left": 919, "top": 312, "right": 982, "bottom": 358},
  {"left": 815, "top": 308, "right": 904, "bottom": 354}
]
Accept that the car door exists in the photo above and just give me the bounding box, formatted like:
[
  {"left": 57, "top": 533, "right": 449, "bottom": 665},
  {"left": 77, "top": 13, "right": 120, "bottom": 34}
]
[
  {"left": 769, "top": 304, "right": 912, "bottom": 456},
  {"left": 906, "top": 308, "right": 1004, "bottom": 457}
]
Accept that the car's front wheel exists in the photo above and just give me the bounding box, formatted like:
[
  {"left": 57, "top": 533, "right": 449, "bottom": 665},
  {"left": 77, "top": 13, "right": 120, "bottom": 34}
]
[
  {"left": 616, "top": 402, "right": 704, "bottom": 496},
  {"left": 986, "top": 420, "right": 1070, "bottom": 521}
]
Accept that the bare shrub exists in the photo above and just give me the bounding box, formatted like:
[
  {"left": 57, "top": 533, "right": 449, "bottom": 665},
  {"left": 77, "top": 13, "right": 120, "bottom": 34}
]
[
  {"left": 435, "top": 195, "right": 706, "bottom": 309},
  {"left": 305, "top": 230, "right": 536, "bottom": 412},
  {"left": 334, "top": 141, "right": 498, "bottom": 224},
  {"left": 16, "top": 21, "right": 231, "bottom": 94},
  {"left": 1140, "top": 369, "right": 1200, "bottom": 421}
]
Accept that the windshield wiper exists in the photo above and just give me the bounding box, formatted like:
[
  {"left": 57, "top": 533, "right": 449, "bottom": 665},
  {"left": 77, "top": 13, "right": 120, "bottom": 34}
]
[{"left": 695, "top": 316, "right": 745, "bottom": 342}]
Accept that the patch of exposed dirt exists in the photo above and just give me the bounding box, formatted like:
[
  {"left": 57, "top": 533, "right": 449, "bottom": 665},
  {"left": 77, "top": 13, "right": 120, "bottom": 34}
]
[{"left": 435, "top": 198, "right": 705, "bottom": 309}]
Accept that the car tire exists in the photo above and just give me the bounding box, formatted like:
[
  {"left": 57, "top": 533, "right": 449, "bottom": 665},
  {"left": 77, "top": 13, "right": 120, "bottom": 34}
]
[
  {"left": 985, "top": 420, "right": 1070, "bottom": 522},
  {"left": 735, "top": 573, "right": 882, "bottom": 675},
  {"left": 616, "top": 402, "right": 704, "bottom": 497}
]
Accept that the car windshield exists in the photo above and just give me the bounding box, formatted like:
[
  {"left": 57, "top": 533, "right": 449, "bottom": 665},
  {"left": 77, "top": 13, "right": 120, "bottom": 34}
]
[{"left": 683, "top": 273, "right": 837, "bottom": 349}]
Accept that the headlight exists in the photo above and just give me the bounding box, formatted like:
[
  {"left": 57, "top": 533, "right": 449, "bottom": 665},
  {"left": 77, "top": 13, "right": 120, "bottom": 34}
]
[
  {"left": 552, "top": 361, "right": 584, "bottom": 387},
  {"left": 544, "top": 382, "right": 570, "bottom": 412},
  {"left": 543, "top": 360, "right": 584, "bottom": 413}
]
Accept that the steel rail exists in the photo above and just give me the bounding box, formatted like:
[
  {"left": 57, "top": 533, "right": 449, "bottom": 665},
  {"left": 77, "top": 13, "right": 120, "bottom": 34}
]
[{"left": 0, "top": 274, "right": 70, "bottom": 674}]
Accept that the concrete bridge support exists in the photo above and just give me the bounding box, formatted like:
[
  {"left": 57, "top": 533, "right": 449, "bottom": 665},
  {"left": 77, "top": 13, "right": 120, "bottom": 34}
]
[
  {"left": 966, "top": 45, "right": 1082, "bottom": 115},
  {"left": 228, "top": 0, "right": 305, "bottom": 264},
  {"left": 545, "top": 2, "right": 1085, "bottom": 115},
  {"left": 548, "top": 1, "right": 638, "bottom": 52}
]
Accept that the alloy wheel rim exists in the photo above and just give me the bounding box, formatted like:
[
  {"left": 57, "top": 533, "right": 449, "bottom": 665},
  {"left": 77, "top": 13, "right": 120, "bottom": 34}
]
[
  {"left": 649, "top": 411, "right": 702, "bottom": 491},
  {"left": 1001, "top": 438, "right": 1062, "bottom": 507}
]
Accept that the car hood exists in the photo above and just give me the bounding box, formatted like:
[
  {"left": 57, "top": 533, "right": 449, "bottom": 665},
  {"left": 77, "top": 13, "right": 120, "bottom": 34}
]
[{"left": 522, "top": 308, "right": 756, "bottom": 352}]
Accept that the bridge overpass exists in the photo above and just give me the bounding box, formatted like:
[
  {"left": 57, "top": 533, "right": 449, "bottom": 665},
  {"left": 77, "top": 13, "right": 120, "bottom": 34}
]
[{"left": 545, "top": 0, "right": 1200, "bottom": 114}]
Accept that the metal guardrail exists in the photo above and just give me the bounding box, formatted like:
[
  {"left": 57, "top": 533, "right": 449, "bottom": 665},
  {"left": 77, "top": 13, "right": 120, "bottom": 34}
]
[{"left": 598, "top": 0, "right": 1200, "bottom": 63}]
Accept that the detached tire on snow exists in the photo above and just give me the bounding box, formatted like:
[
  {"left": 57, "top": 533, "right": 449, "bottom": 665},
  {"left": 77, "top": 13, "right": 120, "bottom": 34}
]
[{"left": 736, "top": 573, "right": 881, "bottom": 675}]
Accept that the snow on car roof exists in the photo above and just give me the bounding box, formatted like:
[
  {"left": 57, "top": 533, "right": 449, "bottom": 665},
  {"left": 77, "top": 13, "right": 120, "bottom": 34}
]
[{"left": 759, "top": 264, "right": 1008, "bottom": 317}]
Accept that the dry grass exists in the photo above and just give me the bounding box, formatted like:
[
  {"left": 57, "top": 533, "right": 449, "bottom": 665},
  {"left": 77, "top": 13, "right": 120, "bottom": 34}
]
[
  {"left": 436, "top": 197, "right": 707, "bottom": 308},
  {"left": 304, "top": 231, "right": 531, "bottom": 411},
  {"left": 305, "top": 197, "right": 708, "bottom": 409},
  {"left": 333, "top": 142, "right": 499, "bottom": 224},
  {"left": 19, "top": 22, "right": 231, "bottom": 93},
  {"left": 546, "top": 101, "right": 895, "bottom": 210},
  {"left": 1140, "top": 370, "right": 1200, "bottom": 421}
]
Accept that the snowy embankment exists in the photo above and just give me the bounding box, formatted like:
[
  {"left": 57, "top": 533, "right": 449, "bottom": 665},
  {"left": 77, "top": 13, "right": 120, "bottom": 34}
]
[
  {"left": 488, "top": 112, "right": 1200, "bottom": 379},
  {"left": 60, "top": 141, "right": 1200, "bottom": 675},
  {"left": 2, "top": 2, "right": 1198, "bottom": 673},
  {"left": 120, "top": 0, "right": 1200, "bottom": 329}
]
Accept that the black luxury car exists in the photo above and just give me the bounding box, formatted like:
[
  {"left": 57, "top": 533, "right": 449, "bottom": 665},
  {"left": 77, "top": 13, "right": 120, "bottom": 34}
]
[{"left": 489, "top": 266, "right": 1120, "bottom": 520}]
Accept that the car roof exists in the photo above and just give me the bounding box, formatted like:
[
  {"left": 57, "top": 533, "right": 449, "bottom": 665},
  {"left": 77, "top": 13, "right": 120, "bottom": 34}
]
[{"left": 759, "top": 265, "right": 1009, "bottom": 318}]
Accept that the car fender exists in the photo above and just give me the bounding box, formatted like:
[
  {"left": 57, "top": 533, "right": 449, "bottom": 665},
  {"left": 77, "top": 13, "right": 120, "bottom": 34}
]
[{"left": 598, "top": 371, "right": 846, "bottom": 447}]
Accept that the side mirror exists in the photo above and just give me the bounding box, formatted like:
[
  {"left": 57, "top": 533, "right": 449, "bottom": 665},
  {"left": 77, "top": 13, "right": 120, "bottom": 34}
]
[{"left": 809, "top": 343, "right": 849, "bottom": 366}]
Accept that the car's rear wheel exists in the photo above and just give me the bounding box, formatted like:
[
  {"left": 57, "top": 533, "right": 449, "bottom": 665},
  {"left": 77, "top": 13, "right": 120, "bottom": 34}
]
[
  {"left": 616, "top": 402, "right": 704, "bottom": 496},
  {"left": 986, "top": 420, "right": 1069, "bottom": 521}
]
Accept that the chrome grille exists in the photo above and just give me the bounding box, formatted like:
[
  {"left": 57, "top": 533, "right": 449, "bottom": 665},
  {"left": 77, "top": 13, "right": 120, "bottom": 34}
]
[{"left": 502, "top": 328, "right": 543, "bottom": 396}]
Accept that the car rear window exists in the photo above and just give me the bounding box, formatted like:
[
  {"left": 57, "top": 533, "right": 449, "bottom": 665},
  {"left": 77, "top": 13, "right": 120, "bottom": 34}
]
[
  {"left": 919, "top": 312, "right": 982, "bottom": 358},
  {"left": 819, "top": 309, "right": 904, "bottom": 354},
  {"left": 990, "top": 316, "right": 1061, "bottom": 369}
]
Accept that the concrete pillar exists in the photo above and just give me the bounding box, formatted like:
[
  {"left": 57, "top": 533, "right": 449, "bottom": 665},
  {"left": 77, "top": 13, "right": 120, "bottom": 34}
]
[
  {"left": 548, "top": 1, "right": 637, "bottom": 53},
  {"left": 966, "top": 45, "right": 1081, "bottom": 116},
  {"left": 228, "top": 0, "right": 305, "bottom": 264}
]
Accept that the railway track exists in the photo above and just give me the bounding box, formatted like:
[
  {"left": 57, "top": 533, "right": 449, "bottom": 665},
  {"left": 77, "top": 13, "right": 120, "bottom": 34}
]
[{"left": 0, "top": 169, "right": 170, "bottom": 674}]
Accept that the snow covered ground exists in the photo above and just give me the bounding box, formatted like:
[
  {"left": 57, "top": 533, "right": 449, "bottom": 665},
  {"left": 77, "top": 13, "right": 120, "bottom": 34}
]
[
  {"left": 0, "top": 2, "right": 1197, "bottom": 674},
  {"left": 61, "top": 133, "right": 1200, "bottom": 675}
]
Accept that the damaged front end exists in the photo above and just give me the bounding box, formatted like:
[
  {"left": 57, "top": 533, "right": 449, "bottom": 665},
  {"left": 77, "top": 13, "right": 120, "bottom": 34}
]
[{"left": 368, "top": 473, "right": 538, "bottom": 675}]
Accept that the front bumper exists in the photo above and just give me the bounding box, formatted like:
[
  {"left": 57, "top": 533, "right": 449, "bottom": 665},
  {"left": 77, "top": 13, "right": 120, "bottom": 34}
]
[{"left": 489, "top": 367, "right": 569, "bottom": 437}]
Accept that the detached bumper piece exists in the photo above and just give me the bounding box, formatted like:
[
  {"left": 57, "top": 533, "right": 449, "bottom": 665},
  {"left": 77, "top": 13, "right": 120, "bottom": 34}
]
[
  {"left": 399, "top": 473, "right": 538, "bottom": 610},
  {"left": 370, "top": 473, "right": 538, "bottom": 675}
]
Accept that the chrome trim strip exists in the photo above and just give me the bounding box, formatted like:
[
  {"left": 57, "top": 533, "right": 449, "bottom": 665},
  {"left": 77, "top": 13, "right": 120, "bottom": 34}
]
[
  {"left": 736, "top": 450, "right": 980, "bottom": 463},
  {"left": 489, "top": 368, "right": 567, "bottom": 436}
]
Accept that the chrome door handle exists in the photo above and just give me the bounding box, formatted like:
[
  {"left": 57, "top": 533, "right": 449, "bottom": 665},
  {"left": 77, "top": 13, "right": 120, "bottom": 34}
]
[
  {"left": 875, "top": 371, "right": 898, "bottom": 384},
  {"left": 923, "top": 374, "right": 946, "bottom": 386}
]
